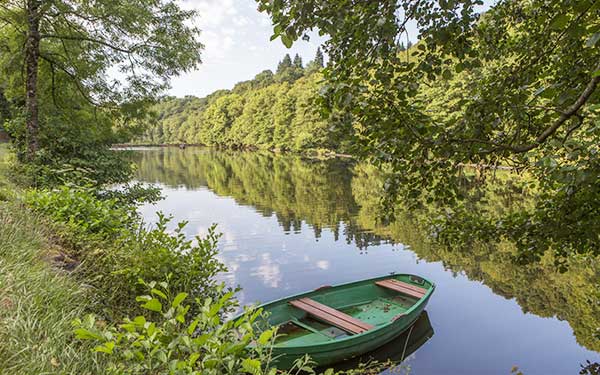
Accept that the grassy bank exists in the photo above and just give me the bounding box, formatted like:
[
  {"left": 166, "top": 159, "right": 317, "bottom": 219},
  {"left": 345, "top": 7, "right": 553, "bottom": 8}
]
[{"left": 0, "top": 144, "right": 101, "bottom": 374}]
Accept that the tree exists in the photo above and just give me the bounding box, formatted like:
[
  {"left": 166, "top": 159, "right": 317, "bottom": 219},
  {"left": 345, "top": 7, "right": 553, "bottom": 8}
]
[
  {"left": 257, "top": 0, "right": 600, "bottom": 262},
  {"left": 293, "top": 53, "right": 303, "bottom": 69},
  {"left": 315, "top": 48, "right": 324, "bottom": 68},
  {"left": 276, "top": 54, "right": 293, "bottom": 75},
  {"left": 0, "top": 0, "right": 202, "bottom": 161},
  {"left": 275, "top": 54, "right": 303, "bottom": 83},
  {"left": 253, "top": 70, "right": 275, "bottom": 88},
  {"left": 306, "top": 48, "right": 325, "bottom": 73}
]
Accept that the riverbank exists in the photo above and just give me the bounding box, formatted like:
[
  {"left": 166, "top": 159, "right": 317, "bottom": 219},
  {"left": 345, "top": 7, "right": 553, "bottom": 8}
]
[
  {"left": 114, "top": 142, "right": 354, "bottom": 159},
  {"left": 0, "top": 144, "right": 102, "bottom": 374}
]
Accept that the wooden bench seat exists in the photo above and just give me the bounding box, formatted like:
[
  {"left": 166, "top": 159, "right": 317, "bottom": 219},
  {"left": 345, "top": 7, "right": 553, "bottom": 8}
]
[
  {"left": 289, "top": 297, "right": 374, "bottom": 334},
  {"left": 375, "top": 279, "right": 427, "bottom": 299}
]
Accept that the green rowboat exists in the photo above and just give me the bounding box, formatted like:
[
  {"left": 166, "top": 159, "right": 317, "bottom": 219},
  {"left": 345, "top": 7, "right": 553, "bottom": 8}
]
[{"left": 246, "top": 273, "right": 435, "bottom": 368}]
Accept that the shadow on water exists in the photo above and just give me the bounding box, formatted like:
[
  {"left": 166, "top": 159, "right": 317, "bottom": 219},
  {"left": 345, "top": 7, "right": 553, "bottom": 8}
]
[
  {"left": 132, "top": 147, "right": 600, "bottom": 374},
  {"left": 324, "top": 311, "right": 434, "bottom": 374}
]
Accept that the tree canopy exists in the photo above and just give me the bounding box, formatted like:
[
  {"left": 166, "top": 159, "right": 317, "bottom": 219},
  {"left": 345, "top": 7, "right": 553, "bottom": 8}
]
[
  {"left": 257, "top": 0, "right": 600, "bottom": 264},
  {"left": 0, "top": 0, "right": 202, "bottom": 184},
  {"left": 138, "top": 52, "right": 343, "bottom": 153}
]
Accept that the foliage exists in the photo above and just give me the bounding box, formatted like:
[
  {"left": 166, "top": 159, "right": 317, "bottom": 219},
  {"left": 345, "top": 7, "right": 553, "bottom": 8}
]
[
  {"left": 0, "top": 0, "right": 202, "bottom": 186},
  {"left": 24, "top": 186, "right": 136, "bottom": 244},
  {"left": 255, "top": 0, "right": 600, "bottom": 261},
  {"left": 22, "top": 184, "right": 227, "bottom": 317},
  {"left": 74, "top": 279, "right": 383, "bottom": 375},
  {"left": 0, "top": 147, "right": 103, "bottom": 374},
  {"left": 136, "top": 52, "right": 346, "bottom": 153},
  {"left": 103, "top": 214, "right": 227, "bottom": 316},
  {"left": 73, "top": 280, "right": 279, "bottom": 375}
]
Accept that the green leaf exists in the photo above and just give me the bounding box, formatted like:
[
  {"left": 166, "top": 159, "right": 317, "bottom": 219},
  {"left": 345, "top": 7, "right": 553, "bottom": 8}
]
[
  {"left": 147, "top": 322, "right": 157, "bottom": 336},
  {"left": 73, "top": 328, "right": 104, "bottom": 341},
  {"left": 94, "top": 341, "right": 115, "bottom": 354},
  {"left": 172, "top": 292, "right": 188, "bottom": 308},
  {"left": 189, "top": 353, "right": 201, "bottom": 366},
  {"left": 151, "top": 288, "right": 167, "bottom": 300},
  {"left": 141, "top": 298, "right": 163, "bottom": 312},
  {"left": 188, "top": 318, "right": 200, "bottom": 335},
  {"left": 281, "top": 34, "right": 293, "bottom": 48},
  {"left": 136, "top": 295, "right": 152, "bottom": 302},
  {"left": 593, "top": 70, "right": 600, "bottom": 78},
  {"left": 133, "top": 316, "right": 146, "bottom": 326},
  {"left": 257, "top": 330, "right": 274, "bottom": 345},
  {"left": 192, "top": 333, "right": 209, "bottom": 346},
  {"left": 157, "top": 350, "right": 168, "bottom": 363},
  {"left": 241, "top": 358, "right": 262, "bottom": 374}
]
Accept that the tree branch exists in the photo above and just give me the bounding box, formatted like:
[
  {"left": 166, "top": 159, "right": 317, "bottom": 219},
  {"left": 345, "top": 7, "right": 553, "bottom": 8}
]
[
  {"left": 511, "top": 64, "right": 600, "bottom": 152},
  {"left": 454, "top": 62, "right": 600, "bottom": 154},
  {"left": 40, "top": 33, "right": 133, "bottom": 53}
]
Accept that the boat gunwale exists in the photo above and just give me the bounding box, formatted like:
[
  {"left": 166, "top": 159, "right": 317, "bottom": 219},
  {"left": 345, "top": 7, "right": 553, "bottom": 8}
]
[{"left": 233, "top": 273, "right": 435, "bottom": 349}]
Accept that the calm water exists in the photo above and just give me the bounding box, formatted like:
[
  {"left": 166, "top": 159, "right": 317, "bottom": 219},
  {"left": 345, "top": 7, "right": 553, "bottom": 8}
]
[{"left": 134, "top": 147, "right": 600, "bottom": 375}]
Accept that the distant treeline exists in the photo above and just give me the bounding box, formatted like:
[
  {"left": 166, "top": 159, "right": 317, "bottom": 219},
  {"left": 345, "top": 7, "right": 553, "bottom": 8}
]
[{"left": 136, "top": 50, "right": 352, "bottom": 153}]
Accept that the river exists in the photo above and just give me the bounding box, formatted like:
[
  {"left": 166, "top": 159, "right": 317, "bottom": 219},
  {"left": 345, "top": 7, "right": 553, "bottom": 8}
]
[{"left": 133, "top": 147, "right": 600, "bottom": 375}]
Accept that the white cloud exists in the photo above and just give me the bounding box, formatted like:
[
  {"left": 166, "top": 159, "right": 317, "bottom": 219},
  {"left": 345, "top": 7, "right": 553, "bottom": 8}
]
[
  {"left": 252, "top": 253, "right": 281, "bottom": 288},
  {"left": 169, "top": 0, "right": 326, "bottom": 97},
  {"left": 233, "top": 16, "right": 251, "bottom": 27},
  {"left": 183, "top": 0, "right": 238, "bottom": 29},
  {"left": 316, "top": 260, "right": 330, "bottom": 270}
]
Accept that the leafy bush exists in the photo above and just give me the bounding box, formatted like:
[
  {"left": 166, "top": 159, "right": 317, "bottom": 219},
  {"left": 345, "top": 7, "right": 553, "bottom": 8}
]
[
  {"left": 74, "top": 280, "right": 389, "bottom": 375},
  {"left": 74, "top": 280, "right": 282, "bottom": 375},
  {"left": 24, "top": 185, "right": 228, "bottom": 318},
  {"left": 24, "top": 186, "right": 136, "bottom": 244},
  {"left": 101, "top": 213, "right": 227, "bottom": 316},
  {"left": 5, "top": 111, "right": 139, "bottom": 188}
]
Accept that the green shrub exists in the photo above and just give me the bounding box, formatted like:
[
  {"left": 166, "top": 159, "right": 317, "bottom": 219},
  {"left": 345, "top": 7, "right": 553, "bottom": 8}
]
[
  {"left": 73, "top": 280, "right": 282, "bottom": 375},
  {"left": 24, "top": 186, "right": 136, "bottom": 245},
  {"left": 74, "top": 280, "right": 389, "bottom": 375},
  {"left": 24, "top": 186, "right": 228, "bottom": 318},
  {"left": 99, "top": 213, "right": 227, "bottom": 316}
]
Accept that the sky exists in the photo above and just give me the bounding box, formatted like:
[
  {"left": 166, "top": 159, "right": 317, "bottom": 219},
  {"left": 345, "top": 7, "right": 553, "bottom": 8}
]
[
  {"left": 171, "top": 0, "right": 326, "bottom": 98},
  {"left": 172, "top": 0, "right": 495, "bottom": 99}
]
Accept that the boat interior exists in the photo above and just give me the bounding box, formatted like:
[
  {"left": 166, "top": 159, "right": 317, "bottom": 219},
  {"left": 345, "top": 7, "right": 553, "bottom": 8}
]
[{"left": 265, "top": 275, "right": 432, "bottom": 347}]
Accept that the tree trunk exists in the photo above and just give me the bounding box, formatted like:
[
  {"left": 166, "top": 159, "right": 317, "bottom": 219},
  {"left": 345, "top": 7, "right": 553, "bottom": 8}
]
[
  {"left": 0, "top": 88, "right": 10, "bottom": 123},
  {"left": 25, "top": 0, "right": 41, "bottom": 158}
]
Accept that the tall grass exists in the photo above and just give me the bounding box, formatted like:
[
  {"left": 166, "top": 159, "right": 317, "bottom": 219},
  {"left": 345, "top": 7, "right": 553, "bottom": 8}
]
[{"left": 0, "top": 145, "right": 101, "bottom": 374}]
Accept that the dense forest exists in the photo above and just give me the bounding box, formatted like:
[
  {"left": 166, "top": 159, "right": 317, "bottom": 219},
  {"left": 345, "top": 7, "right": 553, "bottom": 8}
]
[{"left": 136, "top": 49, "right": 353, "bottom": 153}]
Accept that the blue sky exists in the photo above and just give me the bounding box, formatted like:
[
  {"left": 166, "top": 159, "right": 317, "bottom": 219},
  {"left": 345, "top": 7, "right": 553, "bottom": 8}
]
[{"left": 172, "top": 0, "right": 494, "bottom": 98}]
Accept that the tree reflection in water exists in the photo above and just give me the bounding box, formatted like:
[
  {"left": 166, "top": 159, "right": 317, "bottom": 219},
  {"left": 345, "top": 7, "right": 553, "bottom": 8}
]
[{"left": 133, "top": 147, "right": 600, "bottom": 360}]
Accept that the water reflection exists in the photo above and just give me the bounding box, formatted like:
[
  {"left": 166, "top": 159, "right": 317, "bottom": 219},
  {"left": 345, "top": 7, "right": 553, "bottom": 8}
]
[
  {"left": 134, "top": 147, "right": 600, "bottom": 374},
  {"left": 328, "top": 311, "right": 434, "bottom": 374},
  {"left": 135, "top": 148, "right": 389, "bottom": 250}
]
